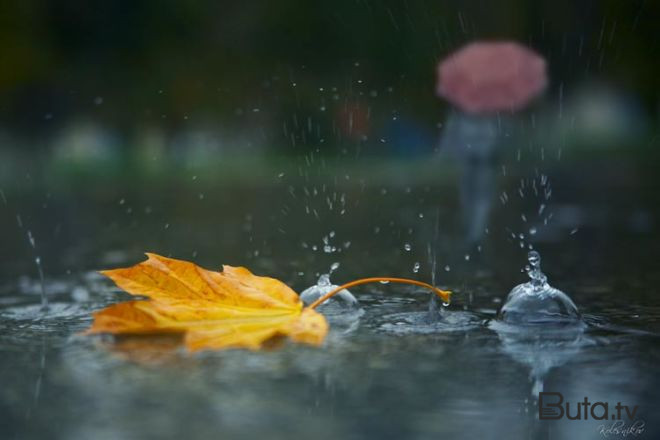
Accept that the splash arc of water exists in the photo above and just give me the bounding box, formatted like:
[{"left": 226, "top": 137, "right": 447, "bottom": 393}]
[{"left": 498, "top": 251, "right": 579, "bottom": 325}]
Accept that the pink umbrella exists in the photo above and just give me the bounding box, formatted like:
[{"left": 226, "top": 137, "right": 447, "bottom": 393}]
[{"left": 437, "top": 41, "right": 547, "bottom": 114}]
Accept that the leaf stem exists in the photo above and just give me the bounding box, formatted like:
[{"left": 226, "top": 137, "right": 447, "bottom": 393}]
[{"left": 305, "top": 277, "right": 451, "bottom": 310}]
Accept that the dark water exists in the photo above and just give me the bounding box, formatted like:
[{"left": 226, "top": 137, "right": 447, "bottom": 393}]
[{"left": 1, "top": 156, "right": 659, "bottom": 440}]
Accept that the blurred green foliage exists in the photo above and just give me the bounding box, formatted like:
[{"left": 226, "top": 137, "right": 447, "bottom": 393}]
[{"left": 0, "top": 0, "right": 657, "bottom": 147}]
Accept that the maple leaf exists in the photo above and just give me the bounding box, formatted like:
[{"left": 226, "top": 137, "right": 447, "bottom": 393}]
[{"left": 87, "top": 253, "right": 451, "bottom": 352}]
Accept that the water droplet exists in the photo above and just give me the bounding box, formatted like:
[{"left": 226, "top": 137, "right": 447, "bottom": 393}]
[{"left": 27, "top": 231, "right": 35, "bottom": 248}]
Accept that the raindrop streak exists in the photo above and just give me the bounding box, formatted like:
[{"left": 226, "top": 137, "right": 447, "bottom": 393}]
[
  {"left": 34, "top": 256, "right": 47, "bottom": 311},
  {"left": 22, "top": 224, "right": 48, "bottom": 310}
]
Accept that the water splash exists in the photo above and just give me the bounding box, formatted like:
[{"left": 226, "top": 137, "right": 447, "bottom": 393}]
[
  {"left": 497, "top": 251, "right": 579, "bottom": 325},
  {"left": 299, "top": 263, "right": 358, "bottom": 308},
  {"left": 525, "top": 250, "right": 547, "bottom": 290}
]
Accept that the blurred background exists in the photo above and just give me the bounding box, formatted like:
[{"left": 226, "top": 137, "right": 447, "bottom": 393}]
[
  {"left": 2, "top": 3, "right": 660, "bottom": 439},
  {"left": 0, "top": 0, "right": 659, "bottom": 284}
]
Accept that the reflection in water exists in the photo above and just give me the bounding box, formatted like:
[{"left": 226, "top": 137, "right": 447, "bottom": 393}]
[{"left": 490, "top": 320, "right": 586, "bottom": 396}]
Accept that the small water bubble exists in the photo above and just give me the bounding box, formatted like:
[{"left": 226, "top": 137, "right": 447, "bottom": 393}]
[
  {"left": 71, "top": 286, "right": 89, "bottom": 302},
  {"left": 464, "top": 254, "right": 470, "bottom": 261},
  {"left": 529, "top": 227, "right": 537, "bottom": 235},
  {"left": 418, "top": 213, "right": 424, "bottom": 218},
  {"left": 119, "top": 198, "right": 125, "bottom": 205},
  {"left": 569, "top": 228, "right": 579, "bottom": 235},
  {"left": 444, "top": 265, "right": 451, "bottom": 272},
  {"left": 379, "top": 280, "right": 390, "bottom": 284},
  {"left": 404, "top": 243, "right": 411, "bottom": 251},
  {"left": 329, "top": 231, "right": 335, "bottom": 238},
  {"left": 412, "top": 262, "right": 420, "bottom": 273},
  {"left": 93, "top": 96, "right": 104, "bottom": 105},
  {"left": 164, "top": 223, "right": 170, "bottom": 229},
  {"left": 330, "top": 262, "right": 340, "bottom": 272}
]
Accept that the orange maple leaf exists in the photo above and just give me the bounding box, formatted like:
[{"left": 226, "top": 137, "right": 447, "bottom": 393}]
[{"left": 86, "top": 253, "right": 451, "bottom": 352}]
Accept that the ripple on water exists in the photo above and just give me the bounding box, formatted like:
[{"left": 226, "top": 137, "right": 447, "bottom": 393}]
[{"left": 376, "top": 310, "right": 482, "bottom": 334}]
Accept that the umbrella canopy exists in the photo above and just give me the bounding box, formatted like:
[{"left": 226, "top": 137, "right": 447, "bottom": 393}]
[{"left": 437, "top": 41, "right": 547, "bottom": 114}]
